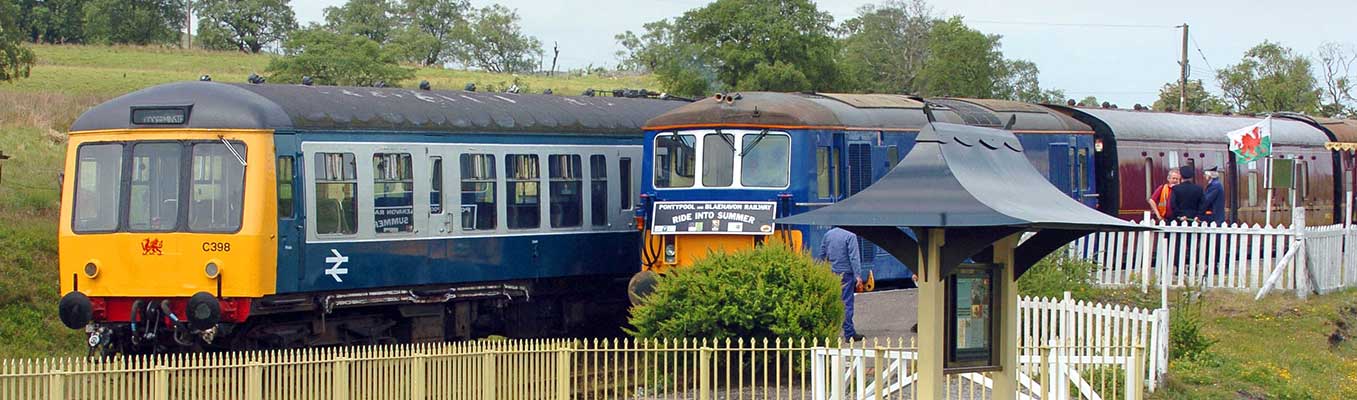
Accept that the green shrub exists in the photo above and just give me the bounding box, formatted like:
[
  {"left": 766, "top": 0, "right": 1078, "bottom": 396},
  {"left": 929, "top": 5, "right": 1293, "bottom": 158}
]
[
  {"left": 1169, "top": 290, "right": 1216, "bottom": 362},
  {"left": 1016, "top": 254, "right": 1100, "bottom": 300},
  {"left": 627, "top": 243, "right": 842, "bottom": 339}
]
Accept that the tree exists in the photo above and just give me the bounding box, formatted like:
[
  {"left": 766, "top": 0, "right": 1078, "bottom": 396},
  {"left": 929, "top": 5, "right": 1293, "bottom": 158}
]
[
  {"left": 1316, "top": 42, "right": 1357, "bottom": 118},
  {"left": 996, "top": 59, "right": 1065, "bottom": 103},
  {"left": 389, "top": 0, "right": 470, "bottom": 66},
  {"left": 454, "top": 4, "right": 542, "bottom": 73},
  {"left": 915, "top": 17, "right": 1005, "bottom": 98},
  {"left": 615, "top": 19, "right": 713, "bottom": 96},
  {"left": 16, "top": 0, "right": 87, "bottom": 44},
  {"left": 838, "top": 0, "right": 934, "bottom": 93},
  {"left": 82, "top": 0, "right": 185, "bottom": 45},
  {"left": 1077, "top": 96, "right": 1099, "bottom": 107},
  {"left": 676, "top": 0, "right": 840, "bottom": 92},
  {"left": 196, "top": 0, "right": 298, "bottom": 53},
  {"left": 266, "top": 27, "right": 415, "bottom": 87},
  {"left": 1151, "top": 79, "right": 1229, "bottom": 113},
  {"left": 1, "top": 0, "right": 38, "bottom": 82},
  {"left": 1216, "top": 41, "right": 1320, "bottom": 114},
  {"left": 323, "top": 0, "right": 399, "bottom": 44}
]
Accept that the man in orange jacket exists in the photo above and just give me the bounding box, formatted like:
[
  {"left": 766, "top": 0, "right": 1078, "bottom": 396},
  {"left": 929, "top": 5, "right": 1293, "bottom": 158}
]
[{"left": 1147, "top": 169, "right": 1181, "bottom": 220}]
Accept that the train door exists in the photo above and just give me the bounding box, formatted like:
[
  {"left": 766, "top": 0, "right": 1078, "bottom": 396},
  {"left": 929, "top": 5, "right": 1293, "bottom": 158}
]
[
  {"left": 1048, "top": 142, "right": 1073, "bottom": 197},
  {"left": 275, "top": 133, "right": 304, "bottom": 292},
  {"left": 1075, "top": 144, "right": 1096, "bottom": 208}
]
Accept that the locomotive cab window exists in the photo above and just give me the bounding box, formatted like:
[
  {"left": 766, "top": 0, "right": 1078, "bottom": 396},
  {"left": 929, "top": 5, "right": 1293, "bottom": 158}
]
[
  {"left": 741, "top": 133, "right": 791, "bottom": 188},
  {"left": 128, "top": 142, "right": 182, "bottom": 232},
  {"left": 315, "top": 152, "right": 358, "bottom": 235},
  {"left": 460, "top": 154, "right": 497, "bottom": 231},
  {"left": 188, "top": 141, "right": 247, "bottom": 233},
  {"left": 373, "top": 153, "right": 414, "bottom": 234},
  {"left": 817, "top": 146, "right": 841, "bottom": 198},
  {"left": 702, "top": 133, "right": 734, "bottom": 187},
  {"left": 549, "top": 154, "right": 582, "bottom": 228},
  {"left": 590, "top": 155, "right": 608, "bottom": 226},
  {"left": 277, "top": 156, "right": 295, "bottom": 219},
  {"left": 654, "top": 133, "right": 695, "bottom": 188},
  {"left": 507, "top": 154, "right": 540, "bottom": 229},
  {"left": 72, "top": 143, "right": 124, "bottom": 233}
]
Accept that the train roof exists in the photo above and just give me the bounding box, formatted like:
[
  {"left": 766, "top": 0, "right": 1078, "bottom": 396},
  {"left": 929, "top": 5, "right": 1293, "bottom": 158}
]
[
  {"left": 1066, "top": 107, "right": 1331, "bottom": 146},
  {"left": 925, "top": 98, "right": 1093, "bottom": 133},
  {"left": 1313, "top": 117, "right": 1357, "bottom": 151},
  {"left": 70, "top": 81, "right": 688, "bottom": 135},
  {"left": 644, "top": 92, "right": 960, "bottom": 131}
]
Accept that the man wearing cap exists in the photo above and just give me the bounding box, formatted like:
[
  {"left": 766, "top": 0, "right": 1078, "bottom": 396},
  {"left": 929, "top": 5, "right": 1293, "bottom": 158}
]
[
  {"left": 1201, "top": 166, "right": 1226, "bottom": 224},
  {"left": 1167, "top": 166, "right": 1204, "bottom": 222}
]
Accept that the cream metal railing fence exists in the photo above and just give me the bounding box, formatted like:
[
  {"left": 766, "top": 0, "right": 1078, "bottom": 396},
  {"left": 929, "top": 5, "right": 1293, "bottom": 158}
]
[{"left": 1, "top": 337, "right": 1149, "bottom": 400}]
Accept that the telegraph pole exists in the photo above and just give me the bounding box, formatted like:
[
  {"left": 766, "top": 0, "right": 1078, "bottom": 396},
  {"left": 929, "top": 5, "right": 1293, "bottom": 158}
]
[{"left": 1178, "top": 23, "right": 1189, "bottom": 112}]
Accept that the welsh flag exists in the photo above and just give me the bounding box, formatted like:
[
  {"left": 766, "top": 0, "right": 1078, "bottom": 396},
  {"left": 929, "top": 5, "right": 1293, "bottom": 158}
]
[{"left": 1226, "top": 117, "right": 1272, "bottom": 163}]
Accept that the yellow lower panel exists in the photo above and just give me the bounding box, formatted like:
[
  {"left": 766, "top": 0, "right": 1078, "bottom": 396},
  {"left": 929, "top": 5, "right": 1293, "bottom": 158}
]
[{"left": 641, "top": 229, "right": 803, "bottom": 273}]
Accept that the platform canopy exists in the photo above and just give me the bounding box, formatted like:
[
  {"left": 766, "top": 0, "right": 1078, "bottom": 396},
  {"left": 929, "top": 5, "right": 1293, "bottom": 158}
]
[{"left": 777, "top": 121, "right": 1151, "bottom": 277}]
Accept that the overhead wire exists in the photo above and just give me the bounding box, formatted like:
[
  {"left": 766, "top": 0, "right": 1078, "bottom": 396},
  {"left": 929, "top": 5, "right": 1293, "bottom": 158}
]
[{"left": 966, "top": 20, "right": 1178, "bottom": 29}]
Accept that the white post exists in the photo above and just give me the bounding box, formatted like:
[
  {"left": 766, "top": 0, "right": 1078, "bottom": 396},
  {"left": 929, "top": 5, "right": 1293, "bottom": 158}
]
[
  {"left": 1141, "top": 213, "right": 1153, "bottom": 293},
  {"left": 1293, "top": 207, "right": 1310, "bottom": 299},
  {"left": 1159, "top": 236, "right": 1169, "bottom": 310},
  {"left": 1345, "top": 190, "right": 1352, "bottom": 228},
  {"left": 1265, "top": 188, "right": 1275, "bottom": 226}
]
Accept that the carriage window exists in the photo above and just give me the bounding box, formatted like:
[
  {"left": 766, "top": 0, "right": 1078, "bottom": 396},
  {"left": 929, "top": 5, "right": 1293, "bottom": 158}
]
[
  {"left": 315, "top": 153, "right": 358, "bottom": 235},
  {"left": 460, "top": 154, "right": 496, "bottom": 231},
  {"left": 741, "top": 134, "right": 791, "bottom": 187},
  {"left": 654, "top": 133, "right": 695, "bottom": 188},
  {"left": 373, "top": 153, "right": 414, "bottom": 234},
  {"left": 619, "top": 158, "right": 633, "bottom": 210},
  {"left": 507, "top": 154, "right": 540, "bottom": 229},
  {"left": 817, "top": 147, "right": 841, "bottom": 198},
  {"left": 1143, "top": 157, "right": 1153, "bottom": 202},
  {"left": 1248, "top": 171, "right": 1259, "bottom": 207},
  {"left": 73, "top": 143, "right": 123, "bottom": 233},
  {"left": 128, "top": 143, "right": 182, "bottom": 232},
  {"left": 430, "top": 156, "right": 443, "bottom": 215},
  {"left": 277, "top": 156, "right": 295, "bottom": 218},
  {"left": 1297, "top": 161, "right": 1308, "bottom": 201},
  {"left": 188, "top": 142, "right": 247, "bottom": 232},
  {"left": 549, "top": 155, "right": 582, "bottom": 228},
  {"left": 1077, "top": 148, "right": 1089, "bottom": 191},
  {"left": 702, "top": 133, "right": 734, "bottom": 187},
  {"left": 590, "top": 155, "right": 608, "bottom": 226}
]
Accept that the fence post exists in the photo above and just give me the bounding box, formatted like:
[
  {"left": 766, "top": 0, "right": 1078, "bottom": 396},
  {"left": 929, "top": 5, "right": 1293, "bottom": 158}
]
[
  {"left": 333, "top": 357, "right": 351, "bottom": 400},
  {"left": 153, "top": 365, "right": 170, "bottom": 400},
  {"left": 1141, "top": 214, "right": 1153, "bottom": 293},
  {"left": 1130, "top": 345, "right": 1146, "bottom": 400},
  {"left": 1038, "top": 346, "right": 1051, "bottom": 400},
  {"left": 874, "top": 347, "right": 885, "bottom": 400},
  {"left": 411, "top": 354, "right": 426, "bottom": 400},
  {"left": 246, "top": 361, "right": 264, "bottom": 400},
  {"left": 699, "top": 347, "right": 712, "bottom": 400},
  {"left": 46, "top": 370, "right": 63, "bottom": 400},
  {"left": 1294, "top": 207, "right": 1310, "bottom": 299},
  {"left": 556, "top": 348, "right": 572, "bottom": 400},
  {"left": 481, "top": 351, "right": 497, "bottom": 400}
]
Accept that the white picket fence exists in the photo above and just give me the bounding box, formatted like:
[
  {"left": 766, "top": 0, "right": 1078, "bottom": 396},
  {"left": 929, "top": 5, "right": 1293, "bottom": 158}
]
[
  {"left": 814, "top": 294, "right": 1165, "bottom": 399},
  {"left": 1067, "top": 208, "right": 1357, "bottom": 298}
]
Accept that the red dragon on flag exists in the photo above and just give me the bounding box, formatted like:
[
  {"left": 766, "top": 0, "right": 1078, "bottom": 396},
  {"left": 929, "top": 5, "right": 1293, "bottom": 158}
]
[{"left": 1226, "top": 117, "right": 1273, "bottom": 163}]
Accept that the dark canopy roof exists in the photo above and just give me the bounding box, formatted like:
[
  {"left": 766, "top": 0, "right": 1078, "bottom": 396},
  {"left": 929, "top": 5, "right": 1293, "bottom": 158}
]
[
  {"left": 644, "top": 92, "right": 963, "bottom": 131},
  {"left": 777, "top": 122, "right": 1148, "bottom": 276},
  {"left": 71, "top": 81, "right": 687, "bottom": 134}
]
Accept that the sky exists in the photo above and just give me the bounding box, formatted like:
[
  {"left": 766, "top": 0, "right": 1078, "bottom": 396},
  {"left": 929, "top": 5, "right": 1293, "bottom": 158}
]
[{"left": 290, "top": 0, "right": 1357, "bottom": 107}]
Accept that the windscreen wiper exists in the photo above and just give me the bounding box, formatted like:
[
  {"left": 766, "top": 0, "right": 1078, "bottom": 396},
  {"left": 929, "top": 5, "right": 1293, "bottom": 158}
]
[{"left": 738, "top": 129, "right": 770, "bottom": 157}]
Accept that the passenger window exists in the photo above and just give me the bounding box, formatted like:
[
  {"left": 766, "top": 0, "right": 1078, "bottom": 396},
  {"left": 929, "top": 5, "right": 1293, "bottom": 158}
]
[
  {"left": 619, "top": 158, "right": 633, "bottom": 210},
  {"left": 277, "top": 156, "right": 295, "bottom": 218},
  {"left": 590, "top": 155, "right": 608, "bottom": 226},
  {"left": 548, "top": 155, "right": 582, "bottom": 228},
  {"left": 507, "top": 154, "right": 540, "bottom": 229},
  {"left": 741, "top": 134, "right": 791, "bottom": 187},
  {"left": 654, "top": 133, "right": 695, "bottom": 188},
  {"left": 373, "top": 153, "right": 414, "bottom": 234},
  {"left": 702, "top": 133, "right": 734, "bottom": 187},
  {"left": 1143, "top": 157, "right": 1153, "bottom": 201},
  {"left": 188, "top": 142, "right": 247, "bottom": 232},
  {"left": 128, "top": 143, "right": 182, "bottom": 232},
  {"left": 430, "top": 156, "right": 443, "bottom": 214},
  {"left": 73, "top": 143, "right": 124, "bottom": 233},
  {"left": 460, "top": 154, "right": 496, "bottom": 231},
  {"left": 1298, "top": 161, "right": 1308, "bottom": 201},
  {"left": 315, "top": 153, "right": 358, "bottom": 235}
]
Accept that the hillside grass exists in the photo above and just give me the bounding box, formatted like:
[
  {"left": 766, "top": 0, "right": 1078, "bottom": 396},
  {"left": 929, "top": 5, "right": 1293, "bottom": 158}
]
[{"left": 0, "top": 44, "right": 656, "bottom": 358}]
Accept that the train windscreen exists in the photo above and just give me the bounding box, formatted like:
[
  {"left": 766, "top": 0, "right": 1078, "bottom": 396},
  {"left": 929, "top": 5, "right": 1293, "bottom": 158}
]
[{"left": 71, "top": 141, "right": 247, "bottom": 234}]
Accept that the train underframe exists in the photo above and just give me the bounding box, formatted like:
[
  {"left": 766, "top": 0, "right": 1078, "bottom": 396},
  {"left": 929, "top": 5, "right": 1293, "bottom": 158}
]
[{"left": 81, "top": 276, "right": 632, "bottom": 355}]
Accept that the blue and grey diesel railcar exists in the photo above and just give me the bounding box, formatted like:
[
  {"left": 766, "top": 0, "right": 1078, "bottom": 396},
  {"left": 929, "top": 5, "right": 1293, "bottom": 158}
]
[
  {"left": 631, "top": 93, "right": 1099, "bottom": 289},
  {"left": 58, "top": 81, "right": 686, "bottom": 353}
]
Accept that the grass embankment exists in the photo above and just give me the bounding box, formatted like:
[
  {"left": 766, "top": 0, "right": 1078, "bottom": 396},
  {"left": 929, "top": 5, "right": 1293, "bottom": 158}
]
[{"left": 0, "top": 44, "right": 656, "bottom": 358}]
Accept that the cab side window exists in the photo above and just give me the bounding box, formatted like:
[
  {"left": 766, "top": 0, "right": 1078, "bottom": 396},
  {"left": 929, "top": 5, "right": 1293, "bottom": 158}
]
[{"left": 277, "top": 156, "right": 295, "bottom": 218}]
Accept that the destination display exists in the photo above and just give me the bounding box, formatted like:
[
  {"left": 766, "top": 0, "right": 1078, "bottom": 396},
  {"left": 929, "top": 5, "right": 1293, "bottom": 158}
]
[
  {"left": 130, "top": 106, "right": 191, "bottom": 125},
  {"left": 650, "top": 201, "right": 778, "bottom": 235}
]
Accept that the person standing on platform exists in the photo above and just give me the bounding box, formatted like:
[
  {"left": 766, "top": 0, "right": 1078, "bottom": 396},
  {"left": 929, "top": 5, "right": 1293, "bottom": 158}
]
[
  {"left": 1168, "top": 166, "right": 1204, "bottom": 222},
  {"left": 1148, "top": 169, "right": 1181, "bottom": 221},
  {"left": 1201, "top": 166, "right": 1226, "bottom": 224},
  {"left": 819, "top": 227, "right": 865, "bottom": 341}
]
